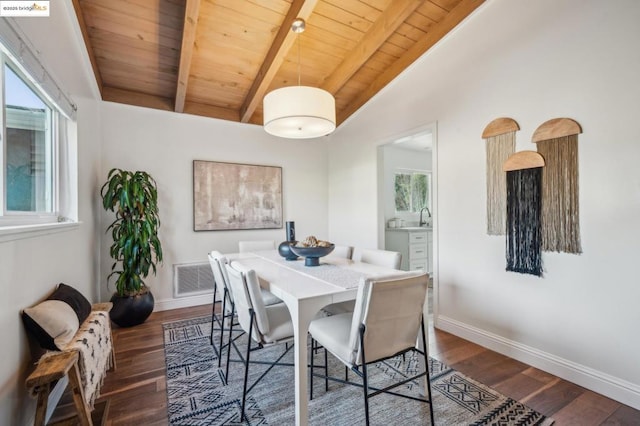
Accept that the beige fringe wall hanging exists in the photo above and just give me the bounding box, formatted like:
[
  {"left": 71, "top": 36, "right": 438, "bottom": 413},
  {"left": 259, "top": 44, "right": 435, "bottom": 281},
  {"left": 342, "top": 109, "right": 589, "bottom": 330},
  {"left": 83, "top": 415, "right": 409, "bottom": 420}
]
[
  {"left": 482, "top": 118, "right": 519, "bottom": 235},
  {"left": 503, "top": 151, "right": 545, "bottom": 277},
  {"left": 532, "top": 118, "right": 582, "bottom": 254}
]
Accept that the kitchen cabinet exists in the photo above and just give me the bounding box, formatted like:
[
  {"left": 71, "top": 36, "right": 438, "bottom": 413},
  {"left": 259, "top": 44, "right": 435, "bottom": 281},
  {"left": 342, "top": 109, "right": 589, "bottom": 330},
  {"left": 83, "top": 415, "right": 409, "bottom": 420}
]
[{"left": 385, "top": 228, "right": 432, "bottom": 273}]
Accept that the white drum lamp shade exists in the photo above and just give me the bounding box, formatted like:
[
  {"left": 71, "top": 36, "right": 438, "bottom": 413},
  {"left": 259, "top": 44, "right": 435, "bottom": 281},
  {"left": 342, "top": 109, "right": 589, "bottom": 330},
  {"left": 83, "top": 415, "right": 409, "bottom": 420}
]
[{"left": 263, "top": 86, "right": 336, "bottom": 139}]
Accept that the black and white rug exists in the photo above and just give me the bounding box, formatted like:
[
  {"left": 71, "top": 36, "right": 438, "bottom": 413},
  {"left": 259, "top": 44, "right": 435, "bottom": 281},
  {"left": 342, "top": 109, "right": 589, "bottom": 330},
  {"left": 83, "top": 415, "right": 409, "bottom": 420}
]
[{"left": 163, "top": 316, "right": 554, "bottom": 425}]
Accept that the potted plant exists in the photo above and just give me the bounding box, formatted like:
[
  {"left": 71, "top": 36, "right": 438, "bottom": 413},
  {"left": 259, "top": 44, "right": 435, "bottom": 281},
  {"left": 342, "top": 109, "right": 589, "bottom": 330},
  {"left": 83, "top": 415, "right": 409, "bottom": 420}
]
[{"left": 101, "top": 168, "right": 163, "bottom": 327}]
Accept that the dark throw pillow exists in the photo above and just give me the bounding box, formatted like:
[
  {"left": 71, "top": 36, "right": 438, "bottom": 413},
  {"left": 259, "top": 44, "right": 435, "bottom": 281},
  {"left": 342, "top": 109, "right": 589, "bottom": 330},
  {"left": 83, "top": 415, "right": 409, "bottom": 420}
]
[
  {"left": 22, "top": 283, "right": 92, "bottom": 351},
  {"left": 47, "top": 283, "right": 92, "bottom": 324}
]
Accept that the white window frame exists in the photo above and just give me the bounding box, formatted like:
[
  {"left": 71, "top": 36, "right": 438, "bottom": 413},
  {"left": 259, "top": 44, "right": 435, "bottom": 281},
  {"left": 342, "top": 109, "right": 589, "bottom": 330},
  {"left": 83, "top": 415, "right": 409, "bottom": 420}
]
[{"left": 0, "top": 36, "right": 78, "bottom": 242}]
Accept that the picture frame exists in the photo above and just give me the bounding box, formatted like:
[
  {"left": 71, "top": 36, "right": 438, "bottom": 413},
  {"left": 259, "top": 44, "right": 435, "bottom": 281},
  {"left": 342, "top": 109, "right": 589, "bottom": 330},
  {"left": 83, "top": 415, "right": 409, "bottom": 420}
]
[{"left": 193, "top": 160, "right": 283, "bottom": 231}]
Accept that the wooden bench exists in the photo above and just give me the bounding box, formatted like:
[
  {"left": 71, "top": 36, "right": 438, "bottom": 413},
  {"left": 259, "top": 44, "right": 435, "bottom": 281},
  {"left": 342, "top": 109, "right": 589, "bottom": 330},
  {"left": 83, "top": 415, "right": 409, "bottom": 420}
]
[{"left": 25, "top": 303, "right": 116, "bottom": 426}]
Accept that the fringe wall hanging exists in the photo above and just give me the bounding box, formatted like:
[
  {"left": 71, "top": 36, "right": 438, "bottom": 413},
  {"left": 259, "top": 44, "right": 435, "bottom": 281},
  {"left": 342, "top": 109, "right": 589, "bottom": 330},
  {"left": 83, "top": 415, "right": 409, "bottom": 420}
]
[
  {"left": 482, "top": 118, "right": 519, "bottom": 235},
  {"left": 503, "top": 151, "right": 545, "bottom": 277},
  {"left": 532, "top": 118, "right": 583, "bottom": 254}
]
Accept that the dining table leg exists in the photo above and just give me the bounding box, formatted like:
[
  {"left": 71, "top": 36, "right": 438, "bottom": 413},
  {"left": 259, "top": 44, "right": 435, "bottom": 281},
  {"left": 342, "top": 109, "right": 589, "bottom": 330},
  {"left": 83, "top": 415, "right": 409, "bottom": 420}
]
[{"left": 281, "top": 295, "right": 330, "bottom": 426}]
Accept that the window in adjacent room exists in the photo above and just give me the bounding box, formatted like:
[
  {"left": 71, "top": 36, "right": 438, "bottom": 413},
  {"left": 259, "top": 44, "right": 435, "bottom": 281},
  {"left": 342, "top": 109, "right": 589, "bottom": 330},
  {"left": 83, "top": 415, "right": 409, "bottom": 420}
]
[{"left": 394, "top": 171, "right": 431, "bottom": 213}]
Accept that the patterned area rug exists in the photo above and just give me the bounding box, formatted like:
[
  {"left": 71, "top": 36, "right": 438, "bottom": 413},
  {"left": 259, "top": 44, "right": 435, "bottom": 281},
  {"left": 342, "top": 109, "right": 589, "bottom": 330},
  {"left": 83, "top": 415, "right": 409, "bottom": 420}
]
[{"left": 163, "top": 316, "right": 554, "bottom": 425}]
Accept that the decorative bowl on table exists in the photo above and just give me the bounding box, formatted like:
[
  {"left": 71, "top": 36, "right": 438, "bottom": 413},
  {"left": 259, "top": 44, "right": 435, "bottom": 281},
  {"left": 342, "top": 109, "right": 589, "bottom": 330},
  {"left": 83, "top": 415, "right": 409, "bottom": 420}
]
[{"left": 289, "top": 243, "right": 335, "bottom": 266}]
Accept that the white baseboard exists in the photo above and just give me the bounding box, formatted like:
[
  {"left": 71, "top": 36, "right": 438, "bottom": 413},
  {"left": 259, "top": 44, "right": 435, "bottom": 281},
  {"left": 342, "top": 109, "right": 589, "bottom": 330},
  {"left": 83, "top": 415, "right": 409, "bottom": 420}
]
[
  {"left": 436, "top": 315, "right": 640, "bottom": 410},
  {"left": 154, "top": 293, "right": 213, "bottom": 312}
]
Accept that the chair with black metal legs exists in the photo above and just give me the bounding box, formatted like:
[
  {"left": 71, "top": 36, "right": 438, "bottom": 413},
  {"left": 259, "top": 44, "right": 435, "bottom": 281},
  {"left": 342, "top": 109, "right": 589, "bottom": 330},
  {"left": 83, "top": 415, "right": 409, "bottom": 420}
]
[
  {"left": 224, "top": 260, "right": 295, "bottom": 422},
  {"left": 209, "top": 251, "right": 283, "bottom": 383},
  {"left": 322, "top": 248, "right": 402, "bottom": 316},
  {"left": 308, "top": 271, "right": 434, "bottom": 426},
  {"left": 207, "top": 251, "right": 233, "bottom": 364}
]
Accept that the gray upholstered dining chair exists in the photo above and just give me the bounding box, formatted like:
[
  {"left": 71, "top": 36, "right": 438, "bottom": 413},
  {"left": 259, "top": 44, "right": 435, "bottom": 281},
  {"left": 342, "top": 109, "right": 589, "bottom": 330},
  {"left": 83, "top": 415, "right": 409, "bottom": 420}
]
[
  {"left": 224, "top": 260, "right": 295, "bottom": 422},
  {"left": 308, "top": 272, "right": 434, "bottom": 426},
  {"left": 238, "top": 240, "right": 276, "bottom": 252},
  {"left": 323, "top": 247, "right": 402, "bottom": 315},
  {"left": 208, "top": 251, "right": 281, "bottom": 380}
]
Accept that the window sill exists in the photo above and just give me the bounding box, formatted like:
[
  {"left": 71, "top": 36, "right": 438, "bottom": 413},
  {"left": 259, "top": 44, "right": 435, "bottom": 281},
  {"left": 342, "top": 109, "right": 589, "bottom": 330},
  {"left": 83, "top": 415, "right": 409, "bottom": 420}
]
[{"left": 0, "top": 221, "right": 80, "bottom": 243}]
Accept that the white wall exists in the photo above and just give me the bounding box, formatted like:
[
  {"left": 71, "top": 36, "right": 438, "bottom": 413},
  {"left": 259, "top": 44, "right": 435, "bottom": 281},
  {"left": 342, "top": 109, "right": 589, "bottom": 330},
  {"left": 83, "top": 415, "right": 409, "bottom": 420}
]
[
  {"left": 328, "top": 0, "right": 640, "bottom": 409},
  {"left": 0, "top": 2, "right": 102, "bottom": 423},
  {"left": 99, "top": 103, "right": 329, "bottom": 305}
]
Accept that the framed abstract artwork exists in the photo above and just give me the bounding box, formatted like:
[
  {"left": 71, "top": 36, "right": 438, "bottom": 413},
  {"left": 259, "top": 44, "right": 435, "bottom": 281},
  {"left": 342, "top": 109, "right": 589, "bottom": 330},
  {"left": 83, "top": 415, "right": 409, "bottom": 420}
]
[{"left": 193, "top": 160, "right": 283, "bottom": 231}]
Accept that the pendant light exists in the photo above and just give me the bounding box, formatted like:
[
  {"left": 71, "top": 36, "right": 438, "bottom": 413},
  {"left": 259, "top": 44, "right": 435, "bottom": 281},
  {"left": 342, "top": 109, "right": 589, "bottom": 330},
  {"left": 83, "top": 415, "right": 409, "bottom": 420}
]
[{"left": 263, "top": 18, "right": 336, "bottom": 139}]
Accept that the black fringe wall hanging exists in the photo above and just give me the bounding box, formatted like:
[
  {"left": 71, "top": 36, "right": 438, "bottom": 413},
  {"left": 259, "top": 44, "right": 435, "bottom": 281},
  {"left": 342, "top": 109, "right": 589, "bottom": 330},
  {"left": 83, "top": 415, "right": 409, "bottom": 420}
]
[
  {"left": 532, "top": 118, "right": 582, "bottom": 254},
  {"left": 482, "top": 118, "right": 519, "bottom": 235},
  {"left": 503, "top": 151, "right": 545, "bottom": 277}
]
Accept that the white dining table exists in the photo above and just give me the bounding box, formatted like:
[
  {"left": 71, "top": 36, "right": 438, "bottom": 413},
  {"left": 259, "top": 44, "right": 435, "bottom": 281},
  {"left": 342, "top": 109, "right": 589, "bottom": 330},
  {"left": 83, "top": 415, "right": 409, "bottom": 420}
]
[{"left": 228, "top": 250, "right": 413, "bottom": 426}]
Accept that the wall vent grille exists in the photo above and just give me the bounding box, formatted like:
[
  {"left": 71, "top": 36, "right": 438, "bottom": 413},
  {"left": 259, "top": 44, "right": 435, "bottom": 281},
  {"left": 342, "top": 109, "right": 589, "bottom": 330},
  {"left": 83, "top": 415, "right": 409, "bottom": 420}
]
[{"left": 173, "top": 262, "right": 214, "bottom": 298}]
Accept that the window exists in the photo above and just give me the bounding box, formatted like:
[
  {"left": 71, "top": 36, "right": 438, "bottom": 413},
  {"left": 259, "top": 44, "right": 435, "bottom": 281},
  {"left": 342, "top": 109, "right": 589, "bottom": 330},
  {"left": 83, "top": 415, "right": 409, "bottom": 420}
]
[
  {"left": 394, "top": 171, "right": 431, "bottom": 213},
  {"left": 3, "top": 64, "right": 54, "bottom": 214},
  {"left": 0, "top": 36, "right": 76, "bottom": 238}
]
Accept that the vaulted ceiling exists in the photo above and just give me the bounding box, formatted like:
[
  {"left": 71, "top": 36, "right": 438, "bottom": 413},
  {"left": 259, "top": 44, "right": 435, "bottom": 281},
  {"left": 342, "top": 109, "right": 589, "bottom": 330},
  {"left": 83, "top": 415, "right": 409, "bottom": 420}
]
[{"left": 73, "top": 0, "right": 484, "bottom": 129}]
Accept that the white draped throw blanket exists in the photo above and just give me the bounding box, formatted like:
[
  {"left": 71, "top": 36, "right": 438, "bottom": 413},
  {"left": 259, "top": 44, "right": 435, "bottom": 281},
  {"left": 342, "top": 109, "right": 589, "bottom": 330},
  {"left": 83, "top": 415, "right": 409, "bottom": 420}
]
[{"left": 39, "top": 310, "right": 113, "bottom": 408}]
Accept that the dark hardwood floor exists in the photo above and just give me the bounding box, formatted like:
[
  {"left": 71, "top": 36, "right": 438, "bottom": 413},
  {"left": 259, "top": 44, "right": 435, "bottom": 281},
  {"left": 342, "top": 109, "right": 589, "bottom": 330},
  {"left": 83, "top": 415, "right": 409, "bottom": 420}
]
[{"left": 53, "top": 304, "right": 639, "bottom": 425}]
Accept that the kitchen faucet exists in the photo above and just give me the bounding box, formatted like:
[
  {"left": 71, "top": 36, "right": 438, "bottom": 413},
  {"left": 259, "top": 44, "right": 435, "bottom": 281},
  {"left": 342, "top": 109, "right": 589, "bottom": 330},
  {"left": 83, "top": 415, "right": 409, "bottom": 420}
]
[{"left": 419, "top": 206, "right": 431, "bottom": 226}]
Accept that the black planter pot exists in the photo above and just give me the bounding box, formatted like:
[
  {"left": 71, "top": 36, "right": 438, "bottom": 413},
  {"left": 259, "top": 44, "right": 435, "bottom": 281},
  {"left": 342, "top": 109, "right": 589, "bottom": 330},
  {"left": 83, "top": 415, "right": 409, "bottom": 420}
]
[{"left": 109, "top": 290, "right": 155, "bottom": 327}]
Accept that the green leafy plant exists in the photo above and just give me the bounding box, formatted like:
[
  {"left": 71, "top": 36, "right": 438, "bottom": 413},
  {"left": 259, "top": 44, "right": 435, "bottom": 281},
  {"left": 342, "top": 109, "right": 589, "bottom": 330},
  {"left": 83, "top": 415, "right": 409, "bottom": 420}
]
[{"left": 101, "top": 168, "right": 163, "bottom": 297}]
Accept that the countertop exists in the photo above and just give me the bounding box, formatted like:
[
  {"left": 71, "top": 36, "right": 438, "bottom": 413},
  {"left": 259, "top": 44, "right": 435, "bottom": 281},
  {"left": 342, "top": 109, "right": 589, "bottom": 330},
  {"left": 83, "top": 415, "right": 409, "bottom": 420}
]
[{"left": 386, "top": 226, "right": 432, "bottom": 232}]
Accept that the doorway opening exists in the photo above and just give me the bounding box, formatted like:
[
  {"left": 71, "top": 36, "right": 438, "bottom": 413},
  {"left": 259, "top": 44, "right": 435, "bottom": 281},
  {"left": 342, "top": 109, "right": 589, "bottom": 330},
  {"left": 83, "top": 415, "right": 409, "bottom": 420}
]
[{"left": 376, "top": 122, "right": 437, "bottom": 320}]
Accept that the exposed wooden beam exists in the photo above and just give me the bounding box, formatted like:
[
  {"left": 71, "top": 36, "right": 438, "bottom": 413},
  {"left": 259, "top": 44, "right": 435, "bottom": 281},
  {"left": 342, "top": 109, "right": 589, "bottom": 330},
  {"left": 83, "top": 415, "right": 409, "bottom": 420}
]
[
  {"left": 104, "top": 86, "right": 239, "bottom": 122},
  {"left": 71, "top": 0, "right": 103, "bottom": 95},
  {"left": 175, "top": 0, "right": 201, "bottom": 113},
  {"left": 239, "top": 0, "right": 319, "bottom": 123},
  {"left": 321, "top": 0, "right": 424, "bottom": 95},
  {"left": 103, "top": 87, "right": 173, "bottom": 111},
  {"left": 184, "top": 101, "right": 240, "bottom": 122},
  {"left": 337, "top": 0, "right": 486, "bottom": 125}
]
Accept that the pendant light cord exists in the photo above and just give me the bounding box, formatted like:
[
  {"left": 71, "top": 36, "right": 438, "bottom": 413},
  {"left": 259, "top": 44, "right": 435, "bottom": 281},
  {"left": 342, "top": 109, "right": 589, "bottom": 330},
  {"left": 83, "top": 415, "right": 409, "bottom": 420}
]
[{"left": 297, "top": 31, "right": 301, "bottom": 86}]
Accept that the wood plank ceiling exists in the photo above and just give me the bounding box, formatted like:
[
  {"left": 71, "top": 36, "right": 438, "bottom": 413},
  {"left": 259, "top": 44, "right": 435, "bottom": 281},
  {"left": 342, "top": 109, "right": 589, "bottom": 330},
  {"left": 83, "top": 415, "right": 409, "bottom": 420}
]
[{"left": 73, "top": 0, "right": 484, "bottom": 130}]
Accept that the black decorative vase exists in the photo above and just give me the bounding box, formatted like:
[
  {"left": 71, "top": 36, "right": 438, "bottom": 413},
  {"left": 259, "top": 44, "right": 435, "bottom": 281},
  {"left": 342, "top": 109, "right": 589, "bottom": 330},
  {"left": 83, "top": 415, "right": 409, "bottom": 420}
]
[
  {"left": 278, "top": 221, "right": 299, "bottom": 260},
  {"left": 109, "top": 290, "right": 155, "bottom": 327},
  {"left": 285, "top": 221, "right": 296, "bottom": 242},
  {"left": 278, "top": 240, "right": 299, "bottom": 260}
]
